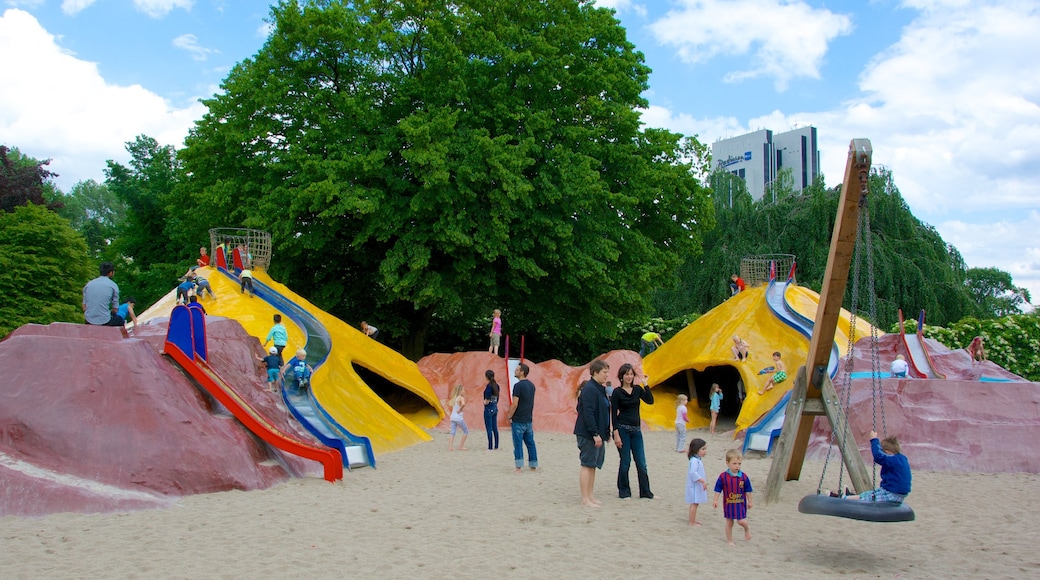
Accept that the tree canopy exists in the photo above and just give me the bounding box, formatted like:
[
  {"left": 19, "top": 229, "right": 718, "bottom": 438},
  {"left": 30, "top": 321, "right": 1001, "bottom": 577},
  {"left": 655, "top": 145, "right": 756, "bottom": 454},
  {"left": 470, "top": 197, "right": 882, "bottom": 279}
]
[
  {"left": 964, "top": 266, "right": 1031, "bottom": 318},
  {"left": 0, "top": 198, "right": 93, "bottom": 338},
  {"left": 174, "top": 0, "right": 714, "bottom": 358},
  {"left": 655, "top": 167, "right": 978, "bottom": 329}
]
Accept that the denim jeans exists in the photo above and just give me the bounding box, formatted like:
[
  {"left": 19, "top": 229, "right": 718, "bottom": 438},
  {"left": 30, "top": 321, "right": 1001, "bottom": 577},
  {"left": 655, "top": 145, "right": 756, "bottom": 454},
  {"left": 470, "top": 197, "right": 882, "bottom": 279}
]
[
  {"left": 484, "top": 405, "right": 499, "bottom": 450},
  {"left": 511, "top": 422, "right": 538, "bottom": 468},
  {"left": 617, "top": 427, "right": 653, "bottom": 498}
]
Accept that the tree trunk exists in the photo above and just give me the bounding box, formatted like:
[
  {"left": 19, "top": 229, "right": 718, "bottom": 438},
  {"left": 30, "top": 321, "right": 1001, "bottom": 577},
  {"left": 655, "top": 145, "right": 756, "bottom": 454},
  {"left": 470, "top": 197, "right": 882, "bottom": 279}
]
[{"left": 400, "top": 306, "right": 434, "bottom": 362}]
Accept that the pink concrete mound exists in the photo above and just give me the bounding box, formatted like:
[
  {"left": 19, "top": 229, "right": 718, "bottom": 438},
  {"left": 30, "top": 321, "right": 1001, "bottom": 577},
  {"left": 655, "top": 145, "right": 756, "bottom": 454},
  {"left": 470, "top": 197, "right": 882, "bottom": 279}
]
[
  {"left": 0, "top": 320, "right": 324, "bottom": 517},
  {"left": 804, "top": 333, "right": 1040, "bottom": 473},
  {"left": 418, "top": 350, "right": 643, "bottom": 435}
]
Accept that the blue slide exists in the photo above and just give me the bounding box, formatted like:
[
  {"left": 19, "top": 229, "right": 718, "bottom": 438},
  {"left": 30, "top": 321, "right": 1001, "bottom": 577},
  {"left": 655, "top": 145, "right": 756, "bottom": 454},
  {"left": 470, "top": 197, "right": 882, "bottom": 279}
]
[
  {"left": 219, "top": 266, "right": 375, "bottom": 469},
  {"left": 744, "top": 276, "right": 840, "bottom": 454}
]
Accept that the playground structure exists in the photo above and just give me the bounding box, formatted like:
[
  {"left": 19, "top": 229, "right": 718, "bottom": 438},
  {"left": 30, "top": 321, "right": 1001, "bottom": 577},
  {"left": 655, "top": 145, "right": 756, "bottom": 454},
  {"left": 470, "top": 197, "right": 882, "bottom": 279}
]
[{"left": 138, "top": 234, "right": 445, "bottom": 458}]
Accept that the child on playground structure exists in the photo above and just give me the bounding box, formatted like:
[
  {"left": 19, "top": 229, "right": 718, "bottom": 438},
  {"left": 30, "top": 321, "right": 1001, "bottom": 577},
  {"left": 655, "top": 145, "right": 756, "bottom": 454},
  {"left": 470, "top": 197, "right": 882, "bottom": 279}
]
[
  {"left": 448, "top": 384, "right": 469, "bottom": 451},
  {"left": 709, "top": 384, "right": 723, "bottom": 435},
  {"left": 281, "top": 348, "right": 314, "bottom": 394},
  {"left": 842, "top": 431, "right": 912, "bottom": 503},
  {"left": 890, "top": 354, "right": 909, "bottom": 378},
  {"left": 239, "top": 265, "right": 254, "bottom": 297},
  {"left": 488, "top": 309, "right": 502, "bottom": 355},
  {"left": 674, "top": 394, "right": 689, "bottom": 452},
  {"left": 967, "top": 336, "right": 986, "bottom": 364},
  {"left": 686, "top": 438, "right": 708, "bottom": 526},
  {"left": 714, "top": 449, "right": 753, "bottom": 545},
  {"left": 731, "top": 335, "right": 750, "bottom": 361},
  {"left": 757, "top": 351, "right": 787, "bottom": 395},
  {"left": 256, "top": 346, "right": 282, "bottom": 393},
  {"left": 265, "top": 314, "right": 289, "bottom": 361}
]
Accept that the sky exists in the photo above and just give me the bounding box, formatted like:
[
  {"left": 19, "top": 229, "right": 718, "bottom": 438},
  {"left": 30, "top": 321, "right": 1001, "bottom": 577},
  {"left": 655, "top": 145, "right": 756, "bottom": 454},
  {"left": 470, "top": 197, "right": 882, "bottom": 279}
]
[{"left": 2, "top": 0, "right": 1038, "bottom": 305}]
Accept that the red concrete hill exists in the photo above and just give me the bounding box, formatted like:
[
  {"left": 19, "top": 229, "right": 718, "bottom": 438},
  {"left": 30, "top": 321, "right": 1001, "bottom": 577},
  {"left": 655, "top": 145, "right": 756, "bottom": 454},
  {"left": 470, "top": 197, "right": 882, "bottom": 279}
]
[
  {"left": 806, "top": 333, "right": 1040, "bottom": 473},
  {"left": 0, "top": 320, "right": 322, "bottom": 517},
  {"left": 417, "top": 350, "right": 645, "bottom": 435}
]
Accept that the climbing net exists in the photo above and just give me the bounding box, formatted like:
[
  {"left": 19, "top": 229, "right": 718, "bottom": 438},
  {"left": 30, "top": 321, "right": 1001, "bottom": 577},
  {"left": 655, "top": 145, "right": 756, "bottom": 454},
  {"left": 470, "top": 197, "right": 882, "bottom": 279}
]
[
  {"left": 208, "top": 228, "right": 272, "bottom": 271},
  {"left": 740, "top": 254, "right": 796, "bottom": 287}
]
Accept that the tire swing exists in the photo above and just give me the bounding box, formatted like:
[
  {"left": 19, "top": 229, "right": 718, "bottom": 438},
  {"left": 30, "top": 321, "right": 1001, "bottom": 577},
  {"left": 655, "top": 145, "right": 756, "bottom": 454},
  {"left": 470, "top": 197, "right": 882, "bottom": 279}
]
[{"left": 797, "top": 203, "right": 914, "bottom": 523}]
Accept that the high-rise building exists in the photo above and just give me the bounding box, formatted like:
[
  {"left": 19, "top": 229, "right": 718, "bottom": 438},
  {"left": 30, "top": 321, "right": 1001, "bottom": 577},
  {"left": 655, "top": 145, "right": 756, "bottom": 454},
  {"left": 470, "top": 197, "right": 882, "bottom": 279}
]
[{"left": 711, "top": 126, "right": 820, "bottom": 202}]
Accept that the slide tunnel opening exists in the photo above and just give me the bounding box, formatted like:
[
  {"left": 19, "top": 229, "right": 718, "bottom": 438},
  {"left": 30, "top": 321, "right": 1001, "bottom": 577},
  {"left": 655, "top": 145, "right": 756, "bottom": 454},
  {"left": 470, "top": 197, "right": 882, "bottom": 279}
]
[
  {"left": 351, "top": 363, "right": 440, "bottom": 426},
  {"left": 657, "top": 365, "right": 744, "bottom": 419}
]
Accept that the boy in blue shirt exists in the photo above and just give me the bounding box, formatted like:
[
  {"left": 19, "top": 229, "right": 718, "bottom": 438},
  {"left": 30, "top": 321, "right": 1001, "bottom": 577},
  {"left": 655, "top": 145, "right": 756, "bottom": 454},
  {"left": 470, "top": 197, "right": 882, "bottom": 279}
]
[
  {"left": 256, "top": 346, "right": 283, "bottom": 393},
  {"left": 264, "top": 314, "right": 289, "bottom": 362},
  {"left": 846, "top": 430, "right": 912, "bottom": 503},
  {"left": 281, "top": 348, "right": 314, "bottom": 395}
]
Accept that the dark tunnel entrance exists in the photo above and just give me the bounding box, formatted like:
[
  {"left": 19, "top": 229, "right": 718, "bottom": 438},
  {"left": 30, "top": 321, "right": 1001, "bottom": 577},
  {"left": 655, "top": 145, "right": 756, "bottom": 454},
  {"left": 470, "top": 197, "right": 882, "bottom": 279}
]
[
  {"left": 352, "top": 363, "right": 435, "bottom": 417},
  {"left": 657, "top": 365, "right": 745, "bottom": 418}
]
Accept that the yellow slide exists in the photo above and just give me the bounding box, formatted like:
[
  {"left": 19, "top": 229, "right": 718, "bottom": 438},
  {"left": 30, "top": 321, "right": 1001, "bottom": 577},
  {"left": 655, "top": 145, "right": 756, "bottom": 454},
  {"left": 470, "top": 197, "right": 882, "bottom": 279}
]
[
  {"left": 138, "top": 267, "right": 444, "bottom": 454},
  {"left": 642, "top": 284, "right": 877, "bottom": 435}
]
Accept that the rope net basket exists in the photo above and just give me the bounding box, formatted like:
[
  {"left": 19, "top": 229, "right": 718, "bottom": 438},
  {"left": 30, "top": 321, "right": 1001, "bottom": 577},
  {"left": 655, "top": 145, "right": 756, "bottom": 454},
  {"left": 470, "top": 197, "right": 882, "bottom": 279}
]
[
  {"left": 740, "top": 254, "right": 796, "bottom": 288},
  {"left": 208, "top": 228, "right": 272, "bottom": 271}
]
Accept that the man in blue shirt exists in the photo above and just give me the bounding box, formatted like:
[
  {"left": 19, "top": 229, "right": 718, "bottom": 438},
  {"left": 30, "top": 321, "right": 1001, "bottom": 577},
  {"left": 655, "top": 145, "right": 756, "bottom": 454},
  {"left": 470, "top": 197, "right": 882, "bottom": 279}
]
[{"left": 82, "top": 262, "right": 122, "bottom": 326}]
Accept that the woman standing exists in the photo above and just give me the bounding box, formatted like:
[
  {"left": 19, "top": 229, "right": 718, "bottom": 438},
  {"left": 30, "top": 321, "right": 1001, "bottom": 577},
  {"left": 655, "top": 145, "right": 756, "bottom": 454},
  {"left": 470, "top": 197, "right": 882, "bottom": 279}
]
[
  {"left": 482, "top": 369, "right": 500, "bottom": 450},
  {"left": 610, "top": 363, "right": 655, "bottom": 499}
]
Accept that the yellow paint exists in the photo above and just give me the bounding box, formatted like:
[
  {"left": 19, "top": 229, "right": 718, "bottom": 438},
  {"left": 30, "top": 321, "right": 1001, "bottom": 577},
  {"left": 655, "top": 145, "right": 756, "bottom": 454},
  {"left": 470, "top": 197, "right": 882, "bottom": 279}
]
[
  {"left": 138, "top": 267, "right": 444, "bottom": 454},
  {"left": 642, "top": 284, "right": 881, "bottom": 437}
]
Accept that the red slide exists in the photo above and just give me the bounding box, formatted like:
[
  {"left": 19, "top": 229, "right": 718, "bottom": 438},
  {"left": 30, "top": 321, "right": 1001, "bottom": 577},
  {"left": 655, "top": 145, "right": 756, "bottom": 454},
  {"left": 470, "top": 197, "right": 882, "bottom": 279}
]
[{"left": 164, "top": 341, "right": 343, "bottom": 482}]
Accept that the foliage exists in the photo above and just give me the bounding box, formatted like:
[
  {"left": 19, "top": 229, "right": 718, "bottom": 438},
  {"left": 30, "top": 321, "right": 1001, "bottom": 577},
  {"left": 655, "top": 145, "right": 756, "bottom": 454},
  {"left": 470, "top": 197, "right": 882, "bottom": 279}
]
[
  {"left": 656, "top": 167, "right": 978, "bottom": 329},
  {"left": 51, "top": 179, "right": 126, "bottom": 258},
  {"left": 1, "top": 145, "right": 60, "bottom": 212},
  {"left": 174, "top": 0, "right": 714, "bottom": 359},
  {"left": 914, "top": 313, "right": 1040, "bottom": 382},
  {"left": 0, "top": 203, "right": 93, "bottom": 338},
  {"left": 106, "top": 135, "right": 183, "bottom": 267},
  {"left": 105, "top": 135, "right": 191, "bottom": 308},
  {"left": 964, "top": 267, "right": 1031, "bottom": 318}
]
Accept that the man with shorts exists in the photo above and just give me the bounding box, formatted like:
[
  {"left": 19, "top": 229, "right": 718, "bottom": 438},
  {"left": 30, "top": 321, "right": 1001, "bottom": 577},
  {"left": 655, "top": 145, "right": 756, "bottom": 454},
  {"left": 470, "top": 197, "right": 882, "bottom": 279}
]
[
  {"left": 507, "top": 362, "right": 538, "bottom": 473},
  {"left": 574, "top": 359, "right": 612, "bottom": 507}
]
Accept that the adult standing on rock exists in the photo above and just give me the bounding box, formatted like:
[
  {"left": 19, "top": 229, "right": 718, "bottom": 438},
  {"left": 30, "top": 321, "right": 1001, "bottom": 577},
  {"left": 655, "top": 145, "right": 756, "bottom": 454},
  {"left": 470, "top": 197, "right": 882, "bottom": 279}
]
[{"left": 82, "top": 261, "right": 122, "bottom": 326}]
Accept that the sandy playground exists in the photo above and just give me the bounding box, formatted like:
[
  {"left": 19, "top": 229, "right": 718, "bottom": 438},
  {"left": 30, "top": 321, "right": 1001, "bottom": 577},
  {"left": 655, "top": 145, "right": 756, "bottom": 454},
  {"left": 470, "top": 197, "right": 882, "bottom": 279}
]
[{"left": 0, "top": 424, "right": 1038, "bottom": 579}]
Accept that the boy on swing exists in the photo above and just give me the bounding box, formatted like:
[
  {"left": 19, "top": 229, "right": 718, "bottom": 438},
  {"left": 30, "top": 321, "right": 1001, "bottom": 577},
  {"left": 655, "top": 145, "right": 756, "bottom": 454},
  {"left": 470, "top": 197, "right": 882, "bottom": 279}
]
[{"left": 841, "top": 430, "right": 912, "bottom": 503}]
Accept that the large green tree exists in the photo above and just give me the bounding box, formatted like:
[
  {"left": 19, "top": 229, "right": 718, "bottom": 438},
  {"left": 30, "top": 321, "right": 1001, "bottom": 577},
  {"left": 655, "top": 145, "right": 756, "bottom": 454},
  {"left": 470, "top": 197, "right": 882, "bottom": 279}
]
[
  {"left": 174, "top": 0, "right": 714, "bottom": 359},
  {"left": 53, "top": 179, "right": 126, "bottom": 258},
  {"left": 106, "top": 135, "right": 182, "bottom": 266},
  {"left": 0, "top": 199, "right": 92, "bottom": 339},
  {"left": 964, "top": 267, "right": 1031, "bottom": 318}
]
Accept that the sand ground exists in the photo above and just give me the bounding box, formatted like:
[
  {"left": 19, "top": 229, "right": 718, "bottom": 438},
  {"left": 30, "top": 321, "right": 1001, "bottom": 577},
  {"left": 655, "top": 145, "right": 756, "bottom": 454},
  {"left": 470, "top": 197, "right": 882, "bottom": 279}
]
[{"left": 1, "top": 423, "right": 1038, "bottom": 579}]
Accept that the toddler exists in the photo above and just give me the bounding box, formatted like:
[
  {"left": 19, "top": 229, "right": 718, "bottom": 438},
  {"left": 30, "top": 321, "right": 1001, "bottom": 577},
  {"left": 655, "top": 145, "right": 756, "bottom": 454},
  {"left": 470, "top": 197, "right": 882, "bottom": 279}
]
[
  {"left": 714, "top": 449, "right": 753, "bottom": 545},
  {"left": 686, "top": 438, "right": 708, "bottom": 526},
  {"left": 674, "top": 394, "right": 689, "bottom": 452}
]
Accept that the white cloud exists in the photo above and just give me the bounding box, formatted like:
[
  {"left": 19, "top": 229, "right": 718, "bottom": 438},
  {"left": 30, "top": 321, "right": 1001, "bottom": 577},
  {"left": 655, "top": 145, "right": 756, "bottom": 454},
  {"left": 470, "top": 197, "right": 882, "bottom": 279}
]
[
  {"left": 644, "top": 1, "right": 1040, "bottom": 295},
  {"left": 173, "top": 33, "right": 216, "bottom": 61},
  {"left": 133, "top": 0, "right": 193, "bottom": 19},
  {"left": 647, "top": 0, "right": 853, "bottom": 90},
  {"left": 594, "top": 0, "right": 648, "bottom": 18},
  {"left": 0, "top": 9, "right": 206, "bottom": 189},
  {"left": 938, "top": 213, "right": 1040, "bottom": 306},
  {"left": 61, "top": 0, "right": 94, "bottom": 15}
]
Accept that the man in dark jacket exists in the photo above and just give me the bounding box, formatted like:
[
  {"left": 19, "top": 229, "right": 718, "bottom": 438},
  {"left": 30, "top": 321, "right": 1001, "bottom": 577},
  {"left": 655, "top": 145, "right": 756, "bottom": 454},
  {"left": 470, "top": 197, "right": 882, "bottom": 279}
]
[{"left": 574, "top": 359, "right": 611, "bottom": 507}]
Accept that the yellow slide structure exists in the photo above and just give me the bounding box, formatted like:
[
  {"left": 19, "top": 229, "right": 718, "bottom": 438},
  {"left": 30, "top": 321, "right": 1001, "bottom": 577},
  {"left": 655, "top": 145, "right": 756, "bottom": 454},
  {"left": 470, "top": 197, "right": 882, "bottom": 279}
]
[
  {"left": 642, "top": 284, "right": 876, "bottom": 436},
  {"left": 138, "top": 267, "right": 443, "bottom": 455}
]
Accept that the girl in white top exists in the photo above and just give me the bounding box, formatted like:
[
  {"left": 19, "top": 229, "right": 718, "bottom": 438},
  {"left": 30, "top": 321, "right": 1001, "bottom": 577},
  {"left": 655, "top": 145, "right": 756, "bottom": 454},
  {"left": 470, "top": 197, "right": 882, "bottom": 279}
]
[
  {"left": 685, "top": 438, "right": 708, "bottom": 525},
  {"left": 448, "top": 384, "right": 469, "bottom": 451},
  {"left": 675, "top": 394, "right": 689, "bottom": 452}
]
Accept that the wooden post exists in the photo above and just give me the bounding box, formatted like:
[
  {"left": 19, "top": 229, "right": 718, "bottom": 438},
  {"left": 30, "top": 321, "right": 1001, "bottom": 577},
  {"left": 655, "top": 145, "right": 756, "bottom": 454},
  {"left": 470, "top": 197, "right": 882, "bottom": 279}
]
[{"left": 764, "top": 138, "right": 874, "bottom": 503}]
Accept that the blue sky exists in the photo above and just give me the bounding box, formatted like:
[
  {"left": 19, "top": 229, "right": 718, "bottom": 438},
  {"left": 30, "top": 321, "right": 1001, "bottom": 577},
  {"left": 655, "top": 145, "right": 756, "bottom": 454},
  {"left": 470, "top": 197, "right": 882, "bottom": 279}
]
[{"left": 2, "top": 0, "right": 1038, "bottom": 304}]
